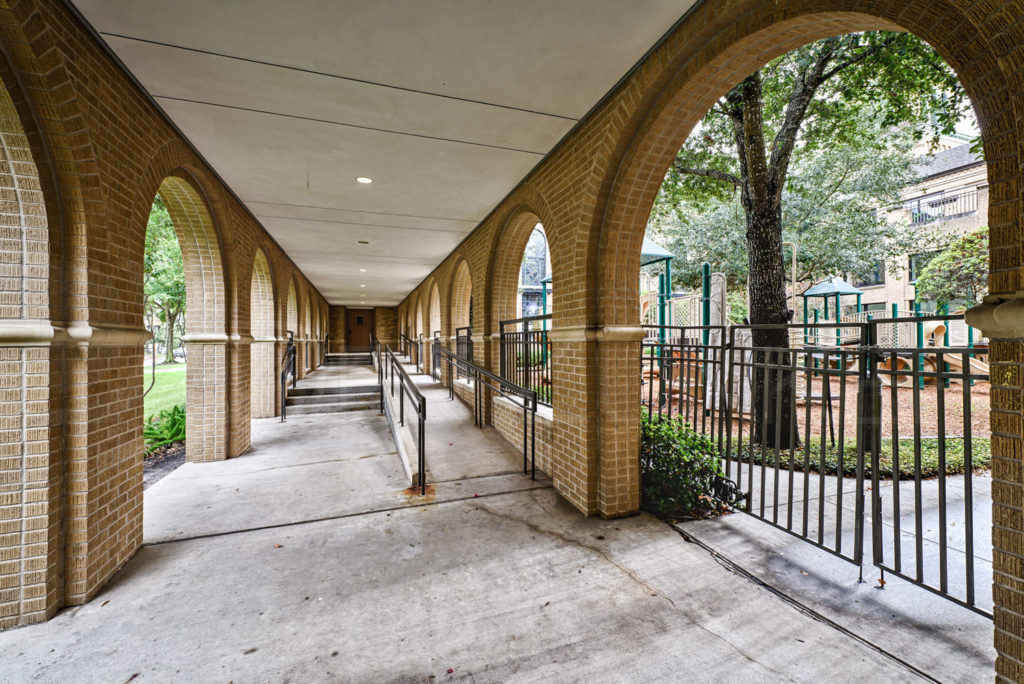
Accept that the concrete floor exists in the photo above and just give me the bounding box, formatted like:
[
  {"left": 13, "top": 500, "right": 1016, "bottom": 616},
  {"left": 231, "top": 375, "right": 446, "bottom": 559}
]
[{"left": 0, "top": 364, "right": 982, "bottom": 682}]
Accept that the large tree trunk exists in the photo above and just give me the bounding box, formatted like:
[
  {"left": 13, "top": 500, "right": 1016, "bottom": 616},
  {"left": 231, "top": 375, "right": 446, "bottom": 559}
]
[
  {"left": 745, "top": 205, "right": 796, "bottom": 449},
  {"left": 733, "top": 73, "right": 796, "bottom": 449},
  {"left": 164, "top": 310, "right": 178, "bottom": 364}
]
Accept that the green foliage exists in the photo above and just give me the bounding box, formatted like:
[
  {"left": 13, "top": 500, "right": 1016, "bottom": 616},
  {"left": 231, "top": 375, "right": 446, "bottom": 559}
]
[
  {"left": 516, "top": 349, "right": 547, "bottom": 367},
  {"left": 648, "top": 31, "right": 971, "bottom": 293},
  {"left": 144, "top": 403, "right": 186, "bottom": 454},
  {"left": 733, "top": 437, "right": 991, "bottom": 479},
  {"left": 726, "top": 289, "right": 748, "bottom": 324},
  {"left": 144, "top": 195, "right": 186, "bottom": 363},
  {"left": 914, "top": 226, "right": 989, "bottom": 308},
  {"left": 640, "top": 411, "right": 730, "bottom": 519}
]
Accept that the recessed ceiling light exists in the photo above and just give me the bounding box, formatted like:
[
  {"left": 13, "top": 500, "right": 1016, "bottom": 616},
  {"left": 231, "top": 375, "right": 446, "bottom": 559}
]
[
  {"left": 360, "top": 284, "right": 366, "bottom": 288},
  {"left": 357, "top": 240, "right": 369, "bottom": 245},
  {"left": 355, "top": 176, "right": 373, "bottom": 184},
  {"left": 359, "top": 268, "right": 366, "bottom": 272}
]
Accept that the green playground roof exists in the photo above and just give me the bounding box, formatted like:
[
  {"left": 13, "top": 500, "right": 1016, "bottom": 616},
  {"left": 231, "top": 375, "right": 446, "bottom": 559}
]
[
  {"left": 640, "top": 237, "right": 674, "bottom": 266},
  {"left": 540, "top": 237, "right": 673, "bottom": 285},
  {"left": 802, "top": 276, "right": 863, "bottom": 297}
]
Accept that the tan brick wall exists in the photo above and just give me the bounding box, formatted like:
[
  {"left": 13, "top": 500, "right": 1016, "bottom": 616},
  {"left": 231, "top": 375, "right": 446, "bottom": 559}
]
[
  {"left": 492, "top": 396, "right": 553, "bottom": 478},
  {"left": 329, "top": 306, "right": 346, "bottom": 353},
  {"left": 0, "top": 0, "right": 328, "bottom": 626},
  {"left": 375, "top": 307, "right": 398, "bottom": 347}
]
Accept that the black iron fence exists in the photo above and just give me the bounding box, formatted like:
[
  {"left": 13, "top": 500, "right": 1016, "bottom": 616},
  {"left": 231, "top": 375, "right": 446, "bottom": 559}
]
[
  {"left": 379, "top": 339, "right": 427, "bottom": 495},
  {"left": 499, "top": 314, "right": 552, "bottom": 407},
  {"left": 642, "top": 316, "right": 991, "bottom": 616},
  {"left": 279, "top": 332, "right": 296, "bottom": 422},
  {"left": 438, "top": 345, "right": 538, "bottom": 479}
]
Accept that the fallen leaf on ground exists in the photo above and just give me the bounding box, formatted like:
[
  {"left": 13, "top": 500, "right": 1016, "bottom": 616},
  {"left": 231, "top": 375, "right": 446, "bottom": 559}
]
[{"left": 273, "top": 544, "right": 283, "bottom": 548}]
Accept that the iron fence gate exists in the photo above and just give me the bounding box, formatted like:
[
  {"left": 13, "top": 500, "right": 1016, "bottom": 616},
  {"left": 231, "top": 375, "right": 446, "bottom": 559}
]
[{"left": 642, "top": 316, "right": 991, "bottom": 617}]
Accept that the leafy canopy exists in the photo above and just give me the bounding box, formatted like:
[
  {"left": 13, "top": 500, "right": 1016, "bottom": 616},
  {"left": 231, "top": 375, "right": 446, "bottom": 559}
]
[
  {"left": 144, "top": 195, "right": 186, "bottom": 324},
  {"left": 914, "top": 225, "right": 988, "bottom": 308},
  {"left": 648, "top": 31, "right": 972, "bottom": 292}
]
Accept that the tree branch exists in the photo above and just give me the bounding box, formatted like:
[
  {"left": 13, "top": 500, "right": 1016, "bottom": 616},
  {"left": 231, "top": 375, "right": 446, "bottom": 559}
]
[{"left": 671, "top": 161, "right": 740, "bottom": 187}]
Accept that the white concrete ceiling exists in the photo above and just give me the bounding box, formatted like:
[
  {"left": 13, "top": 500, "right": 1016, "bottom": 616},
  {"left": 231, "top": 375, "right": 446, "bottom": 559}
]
[{"left": 72, "top": 0, "right": 697, "bottom": 305}]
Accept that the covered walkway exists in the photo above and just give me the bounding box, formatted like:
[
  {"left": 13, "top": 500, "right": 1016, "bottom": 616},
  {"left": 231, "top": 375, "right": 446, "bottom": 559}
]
[{"left": 0, "top": 375, "right": 938, "bottom": 682}]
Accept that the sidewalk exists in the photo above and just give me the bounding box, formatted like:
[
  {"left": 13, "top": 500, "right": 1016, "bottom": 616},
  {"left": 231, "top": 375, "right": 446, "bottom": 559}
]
[{"left": 0, "top": 366, "right": 959, "bottom": 682}]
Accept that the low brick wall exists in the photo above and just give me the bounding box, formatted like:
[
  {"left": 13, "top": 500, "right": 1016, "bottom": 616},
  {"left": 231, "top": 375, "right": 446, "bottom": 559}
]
[{"left": 492, "top": 395, "right": 553, "bottom": 478}]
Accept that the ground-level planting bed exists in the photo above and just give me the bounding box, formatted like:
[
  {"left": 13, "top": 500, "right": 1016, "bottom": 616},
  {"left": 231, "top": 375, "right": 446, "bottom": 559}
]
[{"left": 726, "top": 437, "right": 991, "bottom": 479}]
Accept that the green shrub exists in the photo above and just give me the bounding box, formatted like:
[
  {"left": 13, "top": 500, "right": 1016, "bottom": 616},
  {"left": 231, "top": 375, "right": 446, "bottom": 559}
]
[
  {"left": 144, "top": 403, "right": 186, "bottom": 454},
  {"left": 640, "top": 410, "right": 738, "bottom": 519},
  {"left": 516, "top": 349, "right": 547, "bottom": 367}
]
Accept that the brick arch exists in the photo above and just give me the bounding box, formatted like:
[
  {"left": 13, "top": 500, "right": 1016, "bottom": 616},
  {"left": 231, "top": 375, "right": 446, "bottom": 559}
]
[
  {"left": 157, "top": 172, "right": 228, "bottom": 336},
  {"left": 594, "top": 5, "right": 1020, "bottom": 326},
  {"left": 448, "top": 257, "right": 473, "bottom": 332},
  {"left": 414, "top": 293, "right": 424, "bottom": 338},
  {"left": 488, "top": 206, "right": 547, "bottom": 331},
  {"left": 583, "top": 0, "right": 1023, "bottom": 544},
  {"left": 250, "top": 248, "right": 276, "bottom": 418}
]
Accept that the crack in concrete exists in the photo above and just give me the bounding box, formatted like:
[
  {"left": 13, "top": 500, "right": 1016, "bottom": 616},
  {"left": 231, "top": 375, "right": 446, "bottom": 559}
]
[{"left": 467, "top": 499, "right": 800, "bottom": 681}]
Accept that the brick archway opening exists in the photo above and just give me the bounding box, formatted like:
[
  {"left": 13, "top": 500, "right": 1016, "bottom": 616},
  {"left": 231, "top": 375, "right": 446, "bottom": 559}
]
[
  {"left": 450, "top": 259, "right": 473, "bottom": 332},
  {"left": 592, "top": 4, "right": 1018, "bottom": 668},
  {"left": 250, "top": 248, "right": 275, "bottom": 418},
  {"left": 157, "top": 173, "right": 229, "bottom": 464}
]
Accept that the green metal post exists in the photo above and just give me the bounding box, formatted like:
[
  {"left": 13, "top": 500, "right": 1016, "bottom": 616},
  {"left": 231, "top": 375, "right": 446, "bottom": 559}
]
[
  {"left": 856, "top": 294, "right": 862, "bottom": 314},
  {"left": 813, "top": 309, "right": 820, "bottom": 372},
  {"left": 941, "top": 303, "right": 950, "bottom": 388},
  {"left": 824, "top": 295, "right": 829, "bottom": 319}
]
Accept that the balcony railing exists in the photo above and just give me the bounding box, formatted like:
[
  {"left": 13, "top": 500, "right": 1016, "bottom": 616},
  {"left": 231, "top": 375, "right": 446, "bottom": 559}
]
[{"left": 904, "top": 188, "right": 977, "bottom": 226}]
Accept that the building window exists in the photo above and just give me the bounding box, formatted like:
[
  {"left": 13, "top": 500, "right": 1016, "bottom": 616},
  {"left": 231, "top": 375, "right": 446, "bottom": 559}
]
[
  {"left": 909, "top": 250, "right": 941, "bottom": 282},
  {"left": 853, "top": 261, "right": 886, "bottom": 287},
  {"left": 862, "top": 302, "right": 887, "bottom": 313}
]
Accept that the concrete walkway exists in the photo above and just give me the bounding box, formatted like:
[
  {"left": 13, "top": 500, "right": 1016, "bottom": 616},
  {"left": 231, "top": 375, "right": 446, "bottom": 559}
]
[{"left": 0, "top": 363, "right": 975, "bottom": 682}]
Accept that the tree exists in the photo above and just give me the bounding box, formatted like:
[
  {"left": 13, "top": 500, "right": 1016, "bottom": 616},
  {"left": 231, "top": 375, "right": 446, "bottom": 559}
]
[
  {"left": 654, "top": 32, "right": 970, "bottom": 446},
  {"left": 914, "top": 226, "right": 988, "bottom": 309},
  {"left": 649, "top": 112, "right": 938, "bottom": 290},
  {"left": 144, "top": 196, "right": 186, "bottom": 364}
]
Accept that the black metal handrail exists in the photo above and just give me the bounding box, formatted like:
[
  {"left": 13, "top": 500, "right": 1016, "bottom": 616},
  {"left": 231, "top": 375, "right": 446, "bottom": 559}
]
[
  {"left": 439, "top": 345, "right": 538, "bottom": 479},
  {"left": 499, "top": 314, "right": 552, "bottom": 407},
  {"left": 279, "top": 332, "right": 296, "bottom": 422},
  {"left": 400, "top": 333, "right": 414, "bottom": 360},
  {"left": 380, "top": 341, "right": 427, "bottom": 494}
]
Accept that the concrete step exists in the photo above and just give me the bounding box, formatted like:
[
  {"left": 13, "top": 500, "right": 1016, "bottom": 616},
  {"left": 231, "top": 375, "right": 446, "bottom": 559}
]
[
  {"left": 325, "top": 359, "right": 372, "bottom": 367},
  {"left": 285, "top": 399, "right": 378, "bottom": 415},
  {"left": 288, "top": 385, "right": 378, "bottom": 397},
  {"left": 287, "top": 391, "right": 378, "bottom": 406}
]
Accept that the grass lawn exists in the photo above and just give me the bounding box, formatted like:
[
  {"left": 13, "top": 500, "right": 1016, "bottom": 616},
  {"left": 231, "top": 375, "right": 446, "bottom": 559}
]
[{"left": 143, "top": 364, "right": 186, "bottom": 421}]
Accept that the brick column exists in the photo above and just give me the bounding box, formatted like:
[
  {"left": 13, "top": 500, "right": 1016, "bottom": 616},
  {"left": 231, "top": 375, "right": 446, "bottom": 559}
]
[
  {"left": 227, "top": 334, "right": 251, "bottom": 457},
  {"left": 250, "top": 336, "right": 276, "bottom": 418},
  {"left": 0, "top": 322, "right": 66, "bottom": 627},
  {"left": 967, "top": 297, "right": 1024, "bottom": 681},
  {"left": 57, "top": 323, "right": 150, "bottom": 614},
  {"left": 181, "top": 334, "right": 230, "bottom": 462}
]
